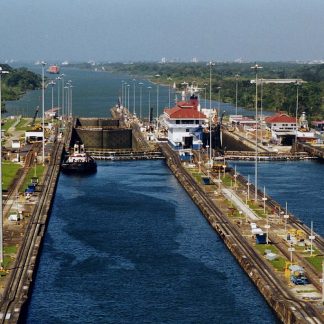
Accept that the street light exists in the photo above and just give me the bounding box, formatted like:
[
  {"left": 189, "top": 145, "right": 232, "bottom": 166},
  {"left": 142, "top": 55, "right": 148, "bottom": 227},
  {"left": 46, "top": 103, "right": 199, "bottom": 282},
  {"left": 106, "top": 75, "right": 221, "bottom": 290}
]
[
  {"left": 127, "top": 84, "right": 130, "bottom": 111},
  {"left": 64, "top": 85, "right": 69, "bottom": 119},
  {"left": 208, "top": 62, "right": 215, "bottom": 165},
  {"left": 50, "top": 80, "right": 55, "bottom": 121},
  {"left": 283, "top": 201, "right": 289, "bottom": 234},
  {"left": 133, "top": 78, "right": 136, "bottom": 115},
  {"left": 121, "top": 80, "right": 124, "bottom": 108},
  {"left": 203, "top": 83, "right": 208, "bottom": 109},
  {"left": 56, "top": 76, "right": 61, "bottom": 119},
  {"left": 148, "top": 86, "right": 152, "bottom": 123},
  {"left": 247, "top": 174, "right": 251, "bottom": 202},
  {"left": 41, "top": 61, "right": 47, "bottom": 165},
  {"left": 69, "top": 84, "right": 74, "bottom": 119},
  {"left": 234, "top": 165, "right": 238, "bottom": 189},
  {"left": 139, "top": 82, "right": 143, "bottom": 119},
  {"left": 251, "top": 63, "right": 263, "bottom": 201},
  {"left": 167, "top": 77, "right": 172, "bottom": 108},
  {"left": 60, "top": 74, "right": 65, "bottom": 119},
  {"left": 217, "top": 86, "right": 221, "bottom": 121},
  {"left": 0, "top": 66, "right": 9, "bottom": 267},
  {"left": 262, "top": 186, "right": 268, "bottom": 214},
  {"left": 155, "top": 74, "right": 160, "bottom": 132},
  {"left": 235, "top": 74, "right": 239, "bottom": 116},
  {"left": 295, "top": 81, "right": 301, "bottom": 151}
]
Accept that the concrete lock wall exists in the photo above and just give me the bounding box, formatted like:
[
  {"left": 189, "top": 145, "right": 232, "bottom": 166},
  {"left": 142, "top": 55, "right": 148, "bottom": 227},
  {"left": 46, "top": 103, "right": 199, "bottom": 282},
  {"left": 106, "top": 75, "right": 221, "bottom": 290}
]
[
  {"left": 77, "top": 118, "right": 100, "bottom": 127},
  {"left": 222, "top": 131, "right": 254, "bottom": 151},
  {"left": 76, "top": 129, "right": 103, "bottom": 148},
  {"left": 76, "top": 118, "right": 120, "bottom": 128},
  {"left": 102, "top": 129, "right": 132, "bottom": 149},
  {"left": 73, "top": 118, "right": 132, "bottom": 150},
  {"left": 99, "top": 119, "right": 119, "bottom": 127}
]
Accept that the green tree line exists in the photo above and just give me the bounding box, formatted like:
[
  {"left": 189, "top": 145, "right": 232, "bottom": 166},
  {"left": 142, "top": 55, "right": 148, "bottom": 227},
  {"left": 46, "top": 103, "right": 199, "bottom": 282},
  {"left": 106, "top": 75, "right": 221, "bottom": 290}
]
[
  {"left": 95, "top": 62, "right": 324, "bottom": 120},
  {"left": 0, "top": 64, "right": 41, "bottom": 111}
]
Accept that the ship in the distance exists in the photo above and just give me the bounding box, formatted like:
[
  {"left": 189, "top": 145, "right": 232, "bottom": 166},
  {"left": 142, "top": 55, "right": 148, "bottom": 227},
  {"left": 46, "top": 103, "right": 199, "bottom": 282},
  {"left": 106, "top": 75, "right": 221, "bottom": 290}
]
[
  {"left": 47, "top": 65, "right": 60, "bottom": 74},
  {"left": 61, "top": 142, "right": 97, "bottom": 174}
]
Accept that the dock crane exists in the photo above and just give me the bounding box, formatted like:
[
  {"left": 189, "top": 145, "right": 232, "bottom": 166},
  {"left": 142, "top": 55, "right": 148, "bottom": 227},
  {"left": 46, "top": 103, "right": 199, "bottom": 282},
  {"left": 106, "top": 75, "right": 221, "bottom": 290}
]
[{"left": 30, "top": 106, "right": 39, "bottom": 128}]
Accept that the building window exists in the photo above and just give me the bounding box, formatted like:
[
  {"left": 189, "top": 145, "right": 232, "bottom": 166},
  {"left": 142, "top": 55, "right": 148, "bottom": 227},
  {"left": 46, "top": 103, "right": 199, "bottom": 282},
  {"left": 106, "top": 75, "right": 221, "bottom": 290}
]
[
  {"left": 176, "top": 120, "right": 180, "bottom": 124},
  {"left": 186, "top": 129, "right": 190, "bottom": 132}
]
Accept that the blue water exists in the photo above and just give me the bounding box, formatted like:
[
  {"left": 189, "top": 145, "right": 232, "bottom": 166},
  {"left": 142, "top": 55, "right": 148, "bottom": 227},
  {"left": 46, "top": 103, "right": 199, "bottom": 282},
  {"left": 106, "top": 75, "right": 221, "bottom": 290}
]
[
  {"left": 24, "top": 161, "right": 278, "bottom": 323},
  {"left": 232, "top": 160, "right": 324, "bottom": 236},
  {"left": 6, "top": 64, "right": 269, "bottom": 119}
]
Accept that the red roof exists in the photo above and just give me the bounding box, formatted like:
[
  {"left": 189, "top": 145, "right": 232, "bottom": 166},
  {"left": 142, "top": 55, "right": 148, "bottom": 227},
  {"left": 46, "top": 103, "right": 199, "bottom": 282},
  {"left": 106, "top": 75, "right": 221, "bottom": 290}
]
[
  {"left": 164, "top": 98, "right": 206, "bottom": 119},
  {"left": 265, "top": 113, "right": 296, "bottom": 124}
]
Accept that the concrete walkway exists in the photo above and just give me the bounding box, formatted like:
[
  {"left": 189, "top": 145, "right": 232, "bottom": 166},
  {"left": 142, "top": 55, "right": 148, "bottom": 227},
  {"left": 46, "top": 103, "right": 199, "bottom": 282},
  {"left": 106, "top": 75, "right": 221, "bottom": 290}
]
[{"left": 221, "top": 187, "right": 259, "bottom": 221}]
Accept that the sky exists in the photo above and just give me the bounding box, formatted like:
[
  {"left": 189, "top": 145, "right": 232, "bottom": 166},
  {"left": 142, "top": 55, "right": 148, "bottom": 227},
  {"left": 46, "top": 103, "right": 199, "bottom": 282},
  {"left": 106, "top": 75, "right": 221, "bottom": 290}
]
[{"left": 1, "top": 0, "right": 324, "bottom": 63}]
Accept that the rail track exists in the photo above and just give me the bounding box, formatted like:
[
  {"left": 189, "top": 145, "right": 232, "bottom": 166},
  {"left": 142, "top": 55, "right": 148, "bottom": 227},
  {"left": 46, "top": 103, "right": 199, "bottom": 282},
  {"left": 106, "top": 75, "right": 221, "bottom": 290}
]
[
  {"left": 161, "top": 143, "right": 324, "bottom": 323},
  {"left": 0, "top": 139, "right": 64, "bottom": 322}
]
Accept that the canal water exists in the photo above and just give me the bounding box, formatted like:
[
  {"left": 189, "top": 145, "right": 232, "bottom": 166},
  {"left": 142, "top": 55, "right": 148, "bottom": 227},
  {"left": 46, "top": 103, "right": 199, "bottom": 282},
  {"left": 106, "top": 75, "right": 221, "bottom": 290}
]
[
  {"left": 232, "top": 160, "right": 324, "bottom": 236},
  {"left": 24, "top": 160, "right": 278, "bottom": 323},
  {"left": 8, "top": 66, "right": 321, "bottom": 322},
  {"left": 6, "top": 64, "right": 259, "bottom": 119}
]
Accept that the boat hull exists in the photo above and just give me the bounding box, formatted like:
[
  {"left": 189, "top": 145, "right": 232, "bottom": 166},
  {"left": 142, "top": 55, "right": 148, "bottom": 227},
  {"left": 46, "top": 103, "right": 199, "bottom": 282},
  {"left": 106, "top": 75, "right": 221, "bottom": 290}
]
[{"left": 61, "top": 161, "right": 97, "bottom": 174}]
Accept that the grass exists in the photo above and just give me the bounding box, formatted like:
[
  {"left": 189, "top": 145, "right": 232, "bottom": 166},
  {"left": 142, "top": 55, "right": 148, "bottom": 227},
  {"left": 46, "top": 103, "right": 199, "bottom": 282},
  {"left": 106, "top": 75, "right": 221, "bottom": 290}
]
[
  {"left": 305, "top": 256, "right": 324, "bottom": 272},
  {"left": 2, "top": 162, "right": 21, "bottom": 191},
  {"left": 15, "top": 118, "right": 31, "bottom": 131},
  {"left": 255, "top": 244, "right": 287, "bottom": 272},
  {"left": 222, "top": 175, "right": 232, "bottom": 187},
  {"left": 3, "top": 245, "right": 18, "bottom": 255},
  {"left": 20, "top": 164, "right": 45, "bottom": 192},
  {"left": 2, "top": 118, "right": 17, "bottom": 132}
]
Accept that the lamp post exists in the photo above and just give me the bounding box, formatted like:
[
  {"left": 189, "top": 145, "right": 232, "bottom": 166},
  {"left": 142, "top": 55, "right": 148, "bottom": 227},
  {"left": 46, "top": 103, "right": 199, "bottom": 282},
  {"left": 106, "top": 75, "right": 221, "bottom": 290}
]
[
  {"left": 309, "top": 221, "right": 315, "bottom": 257},
  {"left": 56, "top": 76, "right": 61, "bottom": 119},
  {"left": 60, "top": 74, "right": 65, "bottom": 120},
  {"left": 208, "top": 62, "right": 215, "bottom": 165},
  {"left": 69, "top": 84, "right": 74, "bottom": 119},
  {"left": 127, "top": 84, "right": 130, "bottom": 111},
  {"left": 139, "top": 82, "right": 143, "bottom": 119},
  {"left": 262, "top": 186, "right": 268, "bottom": 214},
  {"left": 251, "top": 64, "right": 263, "bottom": 202},
  {"left": 155, "top": 74, "right": 160, "bottom": 132},
  {"left": 50, "top": 80, "right": 56, "bottom": 113},
  {"left": 148, "top": 86, "right": 152, "bottom": 123},
  {"left": 121, "top": 81, "right": 124, "bottom": 107},
  {"left": 50, "top": 80, "right": 55, "bottom": 122},
  {"left": 133, "top": 78, "right": 136, "bottom": 115},
  {"left": 217, "top": 86, "right": 221, "bottom": 121},
  {"left": 283, "top": 201, "right": 289, "bottom": 234},
  {"left": 295, "top": 81, "right": 300, "bottom": 151},
  {"left": 260, "top": 79, "right": 264, "bottom": 144},
  {"left": 235, "top": 74, "right": 239, "bottom": 116},
  {"left": 247, "top": 174, "right": 251, "bottom": 202},
  {"left": 204, "top": 83, "right": 208, "bottom": 109},
  {"left": 0, "top": 67, "right": 9, "bottom": 267},
  {"left": 41, "top": 61, "right": 47, "bottom": 165},
  {"left": 64, "top": 85, "right": 69, "bottom": 119},
  {"left": 167, "top": 77, "right": 172, "bottom": 108},
  {"left": 234, "top": 165, "right": 238, "bottom": 189}
]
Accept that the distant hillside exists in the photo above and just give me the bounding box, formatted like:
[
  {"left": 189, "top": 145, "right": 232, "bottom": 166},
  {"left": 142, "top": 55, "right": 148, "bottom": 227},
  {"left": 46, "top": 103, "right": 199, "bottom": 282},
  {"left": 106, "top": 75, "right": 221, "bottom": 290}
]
[
  {"left": 73, "top": 61, "right": 324, "bottom": 120},
  {"left": 0, "top": 64, "right": 41, "bottom": 111}
]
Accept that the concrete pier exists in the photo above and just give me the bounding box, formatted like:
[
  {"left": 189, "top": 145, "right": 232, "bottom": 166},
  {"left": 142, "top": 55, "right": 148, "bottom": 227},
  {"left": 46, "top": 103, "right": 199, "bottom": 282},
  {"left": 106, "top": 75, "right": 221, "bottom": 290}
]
[
  {"left": 0, "top": 124, "right": 72, "bottom": 323},
  {"left": 160, "top": 143, "right": 324, "bottom": 323}
]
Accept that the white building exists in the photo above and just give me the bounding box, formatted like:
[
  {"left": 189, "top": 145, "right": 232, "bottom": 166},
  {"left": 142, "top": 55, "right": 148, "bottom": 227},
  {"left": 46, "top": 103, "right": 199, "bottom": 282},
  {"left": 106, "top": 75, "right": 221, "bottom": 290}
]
[
  {"left": 265, "top": 112, "right": 297, "bottom": 145},
  {"left": 163, "top": 95, "right": 206, "bottom": 149}
]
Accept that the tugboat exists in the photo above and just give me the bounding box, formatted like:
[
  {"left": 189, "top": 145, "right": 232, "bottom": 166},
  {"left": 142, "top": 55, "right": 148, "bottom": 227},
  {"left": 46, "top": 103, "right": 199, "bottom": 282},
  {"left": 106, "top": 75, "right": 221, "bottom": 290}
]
[{"left": 61, "top": 142, "right": 97, "bottom": 174}]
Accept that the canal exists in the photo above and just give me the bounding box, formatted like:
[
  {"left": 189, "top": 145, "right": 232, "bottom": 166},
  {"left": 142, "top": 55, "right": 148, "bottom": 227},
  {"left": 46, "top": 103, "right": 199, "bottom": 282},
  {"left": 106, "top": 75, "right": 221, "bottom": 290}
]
[
  {"left": 24, "top": 160, "right": 278, "bottom": 323},
  {"left": 9, "top": 66, "right": 322, "bottom": 322}
]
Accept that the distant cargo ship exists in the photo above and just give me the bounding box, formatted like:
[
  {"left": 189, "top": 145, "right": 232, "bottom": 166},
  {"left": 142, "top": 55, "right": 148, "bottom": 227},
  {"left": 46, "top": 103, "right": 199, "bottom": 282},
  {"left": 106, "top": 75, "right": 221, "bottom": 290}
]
[{"left": 47, "top": 65, "right": 60, "bottom": 74}]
